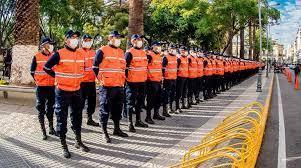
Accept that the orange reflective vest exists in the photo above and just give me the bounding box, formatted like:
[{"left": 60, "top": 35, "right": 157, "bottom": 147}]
[
  {"left": 188, "top": 56, "right": 198, "bottom": 78},
  {"left": 224, "top": 61, "right": 230, "bottom": 73},
  {"left": 147, "top": 51, "right": 163, "bottom": 82},
  {"left": 229, "top": 61, "right": 234, "bottom": 73},
  {"left": 97, "top": 45, "right": 126, "bottom": 87},
  {"left": 127, "top": 48, "right": 148, "bottom": 83},
  {"left": 55, "top": 48, "right": 84, "bottom": 91},
  {"left": 34, "top": 52, "right": 55, "bottom": 86},
  {"left": 196, "top": 57, "right": 204, "bottom": 78},
  {"left": 164, "top": 54, "right": 177, "bottom": 80},
  {"left": 216, "top": 59, "right": 224, "bottom": 75},
  {"left": 211, "top": 59, "right": 217, "bottom": 75},
  {"left": 239, "top": 62, "right": 245, "bottom": 71},
  {"left": 177, "top": 56, "right": 189, "bottom": 78},
  {"left": 233, "top": 61, "right": 239, "bottom": 72},
  {"left": 204, "top": 58, "right": 213, "bottom": 76},
  {"left": 78, "top": 48, "right": 96, "bottom": 83}
]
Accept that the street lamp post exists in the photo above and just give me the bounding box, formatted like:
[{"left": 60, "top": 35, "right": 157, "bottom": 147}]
[
  {"left": 266, "top": 23, "right": 270, "bottom": 77},
  {"left": 266, "top": 2, "right": 280, "bottom": 77},
  {"left": 256, "top": 0, "right": 262, "bottom": 92}
]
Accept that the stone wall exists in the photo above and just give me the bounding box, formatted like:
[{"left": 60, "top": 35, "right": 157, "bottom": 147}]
[{"left": 10, "top": 45, "right": 37, "bottom": 86}]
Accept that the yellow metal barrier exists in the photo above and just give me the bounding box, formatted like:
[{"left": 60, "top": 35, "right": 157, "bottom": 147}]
[{"left": 170, "top": 74, "right": 274, "bottom": 168}]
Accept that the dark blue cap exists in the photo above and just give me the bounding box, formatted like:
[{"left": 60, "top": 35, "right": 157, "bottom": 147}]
[
  {"left": 65, "top": 30, "right": 80, "bottom": 38},
  {"left": 168, "top": 44, "right": 177, "bottom": 49},
  {"left": 191, "top": 48, "right": 198, "bottom": 52},
  {"left": 131, "top": 34, "right": 142, "bottom": 40},
  {"left": 179, "top": 46, "right": 187, "bottom": 50},
  {"left": 109, "top": 30, "right": 124, "bottom": 38},
  {"left": 41, "top": 37, "right": 55, "bottom": 45},
  {"left": 82, "top": 34, "right": 92, "bottom": 40},
  {"left": 144, "top": 46, "right": 151, "bottom": 50},
  {"left": 151, "top": 41, "right": 161, "bottom": 46}
]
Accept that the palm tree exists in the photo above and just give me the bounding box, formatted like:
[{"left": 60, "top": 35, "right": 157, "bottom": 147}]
[
  {"left": 128, "top": 0, "right": 144, "bottom": 36},
  {"left": 10, "top": 0, "right": 39, "bottom": 86}
]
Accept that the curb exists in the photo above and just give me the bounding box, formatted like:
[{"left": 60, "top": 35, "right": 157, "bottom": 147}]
[{"left": 254, "top": 72, "right": 275, "bottom": 167}]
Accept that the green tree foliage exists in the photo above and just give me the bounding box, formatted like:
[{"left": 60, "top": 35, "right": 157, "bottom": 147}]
[
  {"left": 144, "top": 0, "right": 280, "bottom": 53},
  {"left": 40, "top": 0, "right": 128, "bottom": 47},
  {"left": 0, "top": 0, "right": 15, "bottom": 48},
  {"left": 1, "top": 0, "right": 280, "bottom": 54}
]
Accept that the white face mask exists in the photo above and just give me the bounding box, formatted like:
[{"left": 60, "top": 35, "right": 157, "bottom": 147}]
[
  {"left": 185, "top": 52, "right": 188, "bottom": 56},
  {"left": 69, "top": 39, "right": 79, "bottom": 49},
  {"left": 48, "top": 45, "right": 54, "bottom": 53},
  {"left": 155, "top": 46, "right": 162, "bottom": 53},
  {"left": 82, "top": 41, "right": 93, "bottom": 49},
  {"left": 172, "top": 50, "right": 177, "bottom": 55},
  {"left": 114, "top": 39, "right": 121, "bottom": 47},
  {"left": 136, "top": 40, "right": 143, "bottom": 48}
]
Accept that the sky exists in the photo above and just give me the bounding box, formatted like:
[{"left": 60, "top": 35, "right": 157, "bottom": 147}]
[{"left": 268, "top": 0, "right": 301, "bottom": 48}]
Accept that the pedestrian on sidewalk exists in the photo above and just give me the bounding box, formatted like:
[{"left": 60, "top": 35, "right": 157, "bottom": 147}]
[
  {"left": 44, "top": 30, "right": 90, "bottom": 159},
  {"left": 30, "top": 37, "right": 56, "bottom": 140},
  {"left": 78, "top": 34, "right": 99, "bottom": 127},
  {"left": 93, "top": 31, "right": 128, "bottom": 143}
]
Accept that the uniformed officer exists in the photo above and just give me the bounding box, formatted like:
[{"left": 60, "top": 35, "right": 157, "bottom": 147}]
[
  {"left": 216, "top": 54, "right": 225, "bottom": 92},
  {"left": 187, "top": 48, "right": 198, "bottom": 108},
  {"left": 125, "top": 34, "right": 149, "bottom": 132},
  {"left": 145, "top": 41, "right": 165, "bottom": 124},
  {"left": 162, "top": 44, "right": 178, "bottom": 115},
  {"left": 44, "top": 30, "right": 89, "bottom": 158},
  {"left": 78, "top": 34, "right": 99, "bottom": 127},
  {"left": 175, "top": 46, "right": 189, "bottom": 113},
  {"left": 195, "top": 50, "right": 204, "bottom": 103},
  {"left": 203, "top": 52, "right": 213, "bottom": 100},
  {"left": 30, "top": 37, "right": 56, "bottom": 140},
  {"left": 93, "top": 31, "right": 128, "bottom": 143}
]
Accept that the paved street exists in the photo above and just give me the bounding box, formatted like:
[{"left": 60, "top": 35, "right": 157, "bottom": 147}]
[
  {"left": 257, "top": 72, "right": 301, "bottom": 168},
  {"left": 0, "top": 74, "right": 272, "bottom": 168}
]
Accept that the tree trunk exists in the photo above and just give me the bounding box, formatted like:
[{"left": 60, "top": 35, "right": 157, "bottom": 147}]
[
  {"left": 253, "top": 25, "right": 259, "bottom": 60},
  {"left": 240, "top": 28, "right": 244, "bottom": 59},
  {"left": 11, "top": 0, "right": 39, "bottom": 86},
  {"left": 128, "top": 0, "right": 144, "bottom": 36},
  {"left": 224, "top": 30, "right": 233, "bottom": 56},
  {"left": 248, "top": 20, "right": 253, "bottom": 60}
]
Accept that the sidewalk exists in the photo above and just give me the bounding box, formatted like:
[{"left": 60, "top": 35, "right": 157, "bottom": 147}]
[{"left": 0, "top": 73, "right": 273, "bottom": 168}]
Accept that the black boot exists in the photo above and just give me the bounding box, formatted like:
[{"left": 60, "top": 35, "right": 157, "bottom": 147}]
[
  {"left": 87, "top": 117, "right": 99, "bottom": 126},
  {"left": 181, "top": 99, "right": 188, "bottom": 109},
  {"left": 74, "top": 134, "right": 90, "bottom": 152},
  {"left": 191, "top": 97, "right": 197, "bottom": 105},
  {"left": 187, "top": 98, "right": 192, "bottom": 108},
  {"left": 128, "top": 109, "right": 136, "bottom": 132},
  {"left": 129, "top": 124, "right": 136, "bottom": 133},
  {"left": 61, "top": 139, "right": 71, "bottom": 158},
  {"left": 145, "top": 116, "right": 155, "bottom": 124},
  {"left": 135, "top": 110, "right": 148, "bottom": 127},
  {"left": 153, "top": 109, "right": 165, "bottom": 120},
  {"left": 145, "top": 109, "right": 155, "bottom": 124},
  {"left": 135, "top": 120, "right": 149, "bottom": 127},
  {"left": 163, "top": 106, "right": 171, "bottom": 117},
  {"left": 48, "top": 121, "right": 55, "bottom": 135},
  {"left": 113, "top": 121, "right": 128, "bottom": 137},
  {"left": 40, "top": 122, "right": 47, "bottom": 140},
  {"left": 101, "top": 123, "right": 111, "bottom": 143}
]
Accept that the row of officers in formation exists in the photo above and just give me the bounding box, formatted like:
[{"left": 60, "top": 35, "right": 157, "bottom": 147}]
[{"left": 30, "top": 30, "right": 262, "bottom": 158}]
